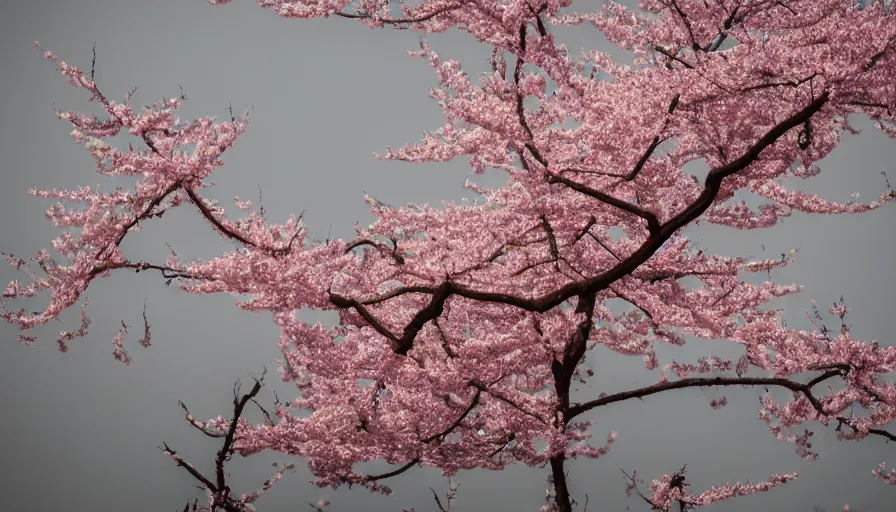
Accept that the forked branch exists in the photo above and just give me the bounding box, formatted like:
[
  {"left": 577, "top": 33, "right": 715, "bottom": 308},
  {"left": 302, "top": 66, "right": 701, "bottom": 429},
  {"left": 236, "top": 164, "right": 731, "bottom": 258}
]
[{"left": 162, "top": 369, "right": 296, "bottom": 512}]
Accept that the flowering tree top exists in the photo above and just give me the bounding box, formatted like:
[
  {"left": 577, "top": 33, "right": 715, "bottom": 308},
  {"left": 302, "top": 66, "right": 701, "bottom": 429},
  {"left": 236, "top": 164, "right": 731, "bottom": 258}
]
[{"left": 4, "top": 1, "right": 896, "bottom": 510}]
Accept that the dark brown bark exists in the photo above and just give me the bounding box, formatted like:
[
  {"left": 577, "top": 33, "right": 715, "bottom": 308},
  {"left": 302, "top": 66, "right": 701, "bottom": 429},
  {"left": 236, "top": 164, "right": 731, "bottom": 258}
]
[{"left": 550, "top": 454, "right": 573, "bottom": 512}]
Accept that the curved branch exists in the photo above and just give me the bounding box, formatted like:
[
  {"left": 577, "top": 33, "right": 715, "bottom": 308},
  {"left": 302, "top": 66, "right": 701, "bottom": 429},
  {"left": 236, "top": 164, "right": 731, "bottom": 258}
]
[
  {"left": 336, "top": 4, "right": 461, "bottom": 24},
  {"left": 361, "top": 285, "right": 439, "bottom": 305},
  {"left": 186, "top": 187, "right": 255, "bottom": 247},
  {"left": 328, "top": 292, "right": 401, "bottom": 345},
  {"left": 179, "top": 400, "right": 226, "bottom": 438},
  {"left": 567, "top": 372, "right": 842, "bottom": 419},
  {"left": 567, "top": 367, "right": 896, "bottom": 448},
  {"left": 96, "top": 182, "right": 181, "bottom": 260},
  {"left": 185, "top": 188, "right": 301, "bottom": 256},
  {"left": 364, "top": 458, "right": 420, "bottom": 482},
  {"left": 345, "top": 238, "right": 405, "bottom": 264},
  {"left": 355, "top": 386, "right": 485, "bottom": 484},
  {"left": 421, "top": 388, "right": 482, "bottom": 443}
]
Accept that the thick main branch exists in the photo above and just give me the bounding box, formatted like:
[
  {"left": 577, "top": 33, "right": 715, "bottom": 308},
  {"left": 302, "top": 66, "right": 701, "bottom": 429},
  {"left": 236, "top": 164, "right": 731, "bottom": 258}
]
[{"left": 325, "top": 93, "right": 830, "bottom": 358}]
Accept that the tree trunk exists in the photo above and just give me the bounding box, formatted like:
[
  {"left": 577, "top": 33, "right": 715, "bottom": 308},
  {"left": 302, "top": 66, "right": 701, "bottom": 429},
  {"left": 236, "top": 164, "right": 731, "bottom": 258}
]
[{"left": 550, "top": 454, "right": 573, "bottom": 512}]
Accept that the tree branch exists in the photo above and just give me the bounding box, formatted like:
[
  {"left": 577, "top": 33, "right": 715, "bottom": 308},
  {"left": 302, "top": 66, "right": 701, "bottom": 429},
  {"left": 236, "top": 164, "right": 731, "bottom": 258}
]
[
  {"left": 163, "top": 370, "right": 295, "bottom": 512},
  {"left": 568, "top": 372, "right": 841, "bottom": 419},
  {"left": 654, "top": 46, "right": 695, "bottom": 69},
  {"left": 185, "top": 188, "right": 302, "bottom": 256},
  {"left": 336, "top": 4, "right": 460, "bottom": 25},
  {"left": 421, "top": 387, "right": 482, "bottom": 443},
  {"left": 345, "top": 238, "right": 405, "bottom": 264},
  {"left": 542, "top": 170, "right": 661, "bottom": 235},
  {"left": 624, "top": 93, "right": 680, "bottom": 181},
  {"left": 364, "top": 458, "right": 420, "bottom": 482}
]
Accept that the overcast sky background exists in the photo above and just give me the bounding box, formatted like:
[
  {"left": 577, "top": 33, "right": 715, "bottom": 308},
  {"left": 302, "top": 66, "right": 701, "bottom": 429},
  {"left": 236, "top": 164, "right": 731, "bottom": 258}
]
[{"left": 1, "top": 1, "right": 894, "bottom": 511}]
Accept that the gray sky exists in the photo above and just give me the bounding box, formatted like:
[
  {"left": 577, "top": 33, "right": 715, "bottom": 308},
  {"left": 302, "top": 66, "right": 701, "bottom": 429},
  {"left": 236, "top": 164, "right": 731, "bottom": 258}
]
[{"left": 1, "top": 1, "right": 894, "bottom": 511}]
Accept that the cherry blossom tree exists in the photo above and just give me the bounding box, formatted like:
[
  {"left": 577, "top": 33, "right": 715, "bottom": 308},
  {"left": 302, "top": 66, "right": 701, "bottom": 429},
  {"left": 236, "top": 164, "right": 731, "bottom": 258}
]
[{"left": 4, "top": 0, "right": 896, "bottom": 510}]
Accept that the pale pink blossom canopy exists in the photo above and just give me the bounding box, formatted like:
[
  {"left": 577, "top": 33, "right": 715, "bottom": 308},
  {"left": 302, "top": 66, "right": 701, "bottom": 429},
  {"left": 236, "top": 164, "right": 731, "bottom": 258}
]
[{"left": 4, "top": 1, "right": 896, "bottom": 510}]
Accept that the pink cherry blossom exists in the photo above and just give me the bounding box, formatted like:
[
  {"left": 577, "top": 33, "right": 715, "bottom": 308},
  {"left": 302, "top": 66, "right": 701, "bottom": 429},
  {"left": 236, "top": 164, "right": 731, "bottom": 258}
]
[{"left": 5, "top": 1, "right": 896, "bottom": 511}]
